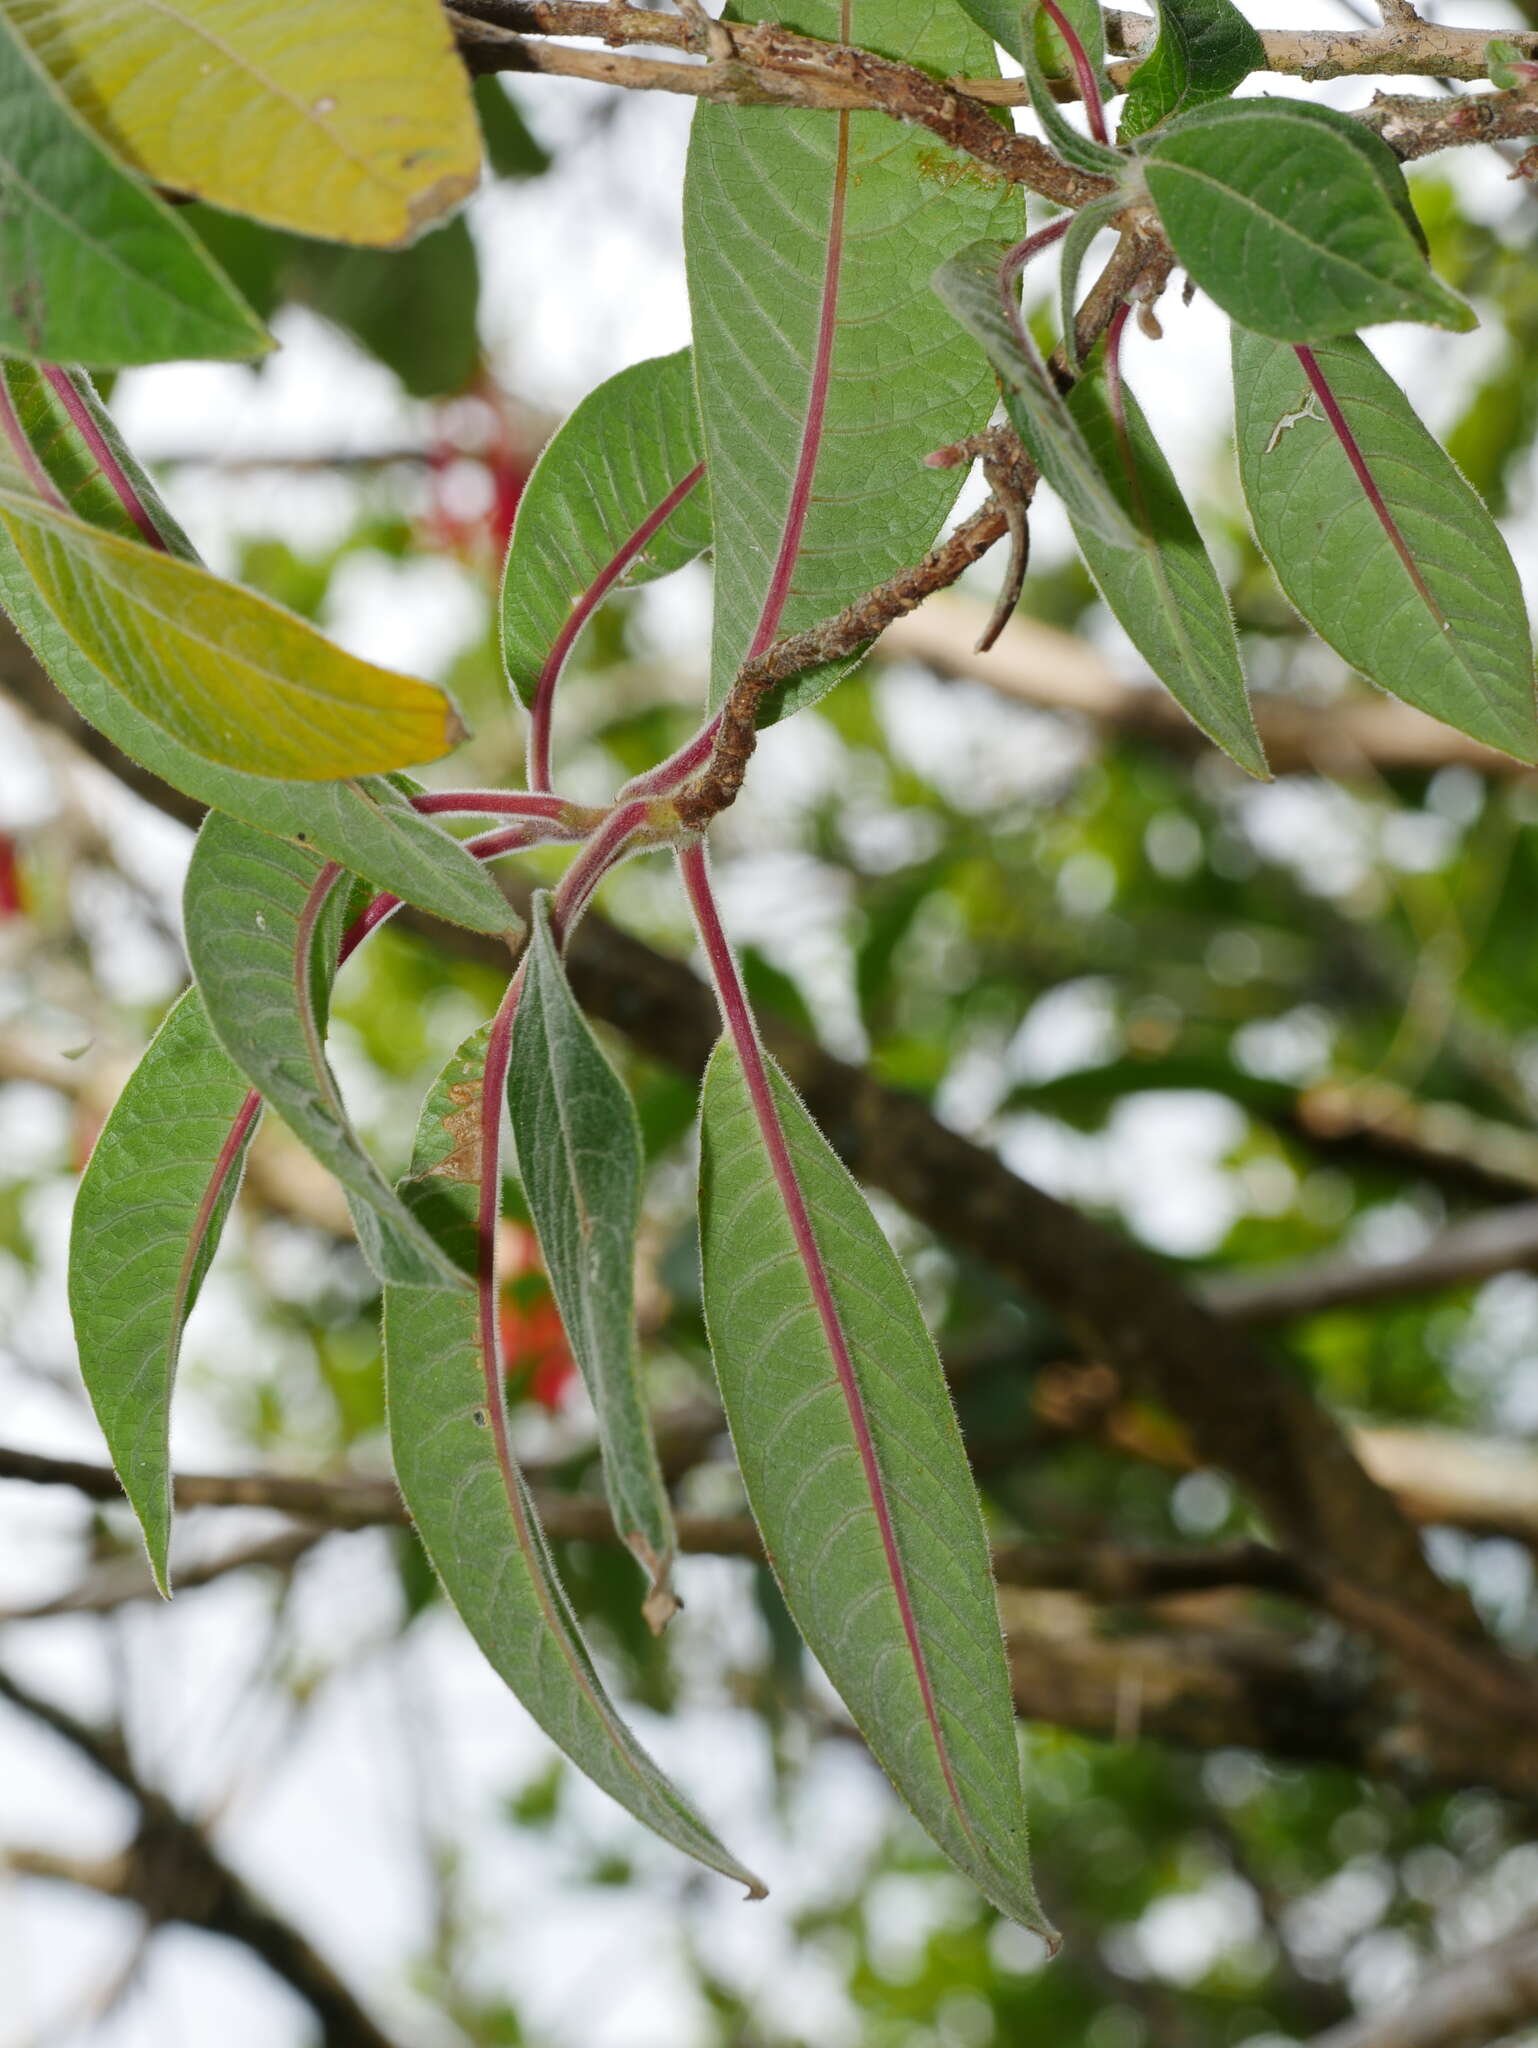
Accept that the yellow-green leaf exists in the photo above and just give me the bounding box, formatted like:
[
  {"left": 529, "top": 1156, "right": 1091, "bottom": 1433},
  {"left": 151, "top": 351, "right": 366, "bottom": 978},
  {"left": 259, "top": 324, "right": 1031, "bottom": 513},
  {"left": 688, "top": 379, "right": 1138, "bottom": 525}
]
[
  {"left": 1, "top": 0, "right": 480, "bottom": 246},
  {"left": 0, "top": 486, "right": 465, "bottom": 779}
]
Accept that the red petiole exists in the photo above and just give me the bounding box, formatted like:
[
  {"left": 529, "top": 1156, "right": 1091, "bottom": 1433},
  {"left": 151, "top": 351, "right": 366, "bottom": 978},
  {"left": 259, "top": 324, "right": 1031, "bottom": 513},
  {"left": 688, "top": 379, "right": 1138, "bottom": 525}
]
[{"left": 1039, "top": 0, "right": 1110, "bottom": 146}]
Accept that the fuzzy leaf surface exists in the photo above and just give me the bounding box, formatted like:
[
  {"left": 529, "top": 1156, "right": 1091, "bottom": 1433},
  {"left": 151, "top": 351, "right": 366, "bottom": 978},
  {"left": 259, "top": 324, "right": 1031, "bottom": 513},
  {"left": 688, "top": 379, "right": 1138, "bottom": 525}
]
[
  {"left": 0, "top": 363, "right": 513, "bottom": 932},
  {"left": 1066, "top": 369, "right": 1265, "bottom": 774},
  {"left": 1119, "top": 0, "right": 1265, "bottom": 140},
  {"left": 0, "top": 484, "right": 464, "bottom": 782},
  {"left": 1, "top": 0, "right": 479, "bottom": 246},
  {"left": 184, "top": 812, "right": 475, "bottom": 1287},
  {"left": 933, "top": 240, "right": 1134, "bottom": 546},
  {"left": 507, "top": 896, "right": 676, "bottom": 1616},
  {"left": 1233, "top": 329, "right": 1537, "bottom": 761},
  {"left": 69, "top": 990, "right": 258, "bottom": 1592},
  {"left": 1139, "top": 99, "right": 1474, "bottom": 342},
  {"left": 685, "top": 0, "right": 1018, "bottom": 723},
  {"left": 697, "top": 1039, "right": 1048, "bottom": 1932},
  {"left": 0, "top": 12, "right": 266, "bottom": 366},
  {"left": 501, "top": 350, "right": 709, "bottom": 711},
  {"left": 386, "top": 1024, "right": 763, "bottom": 1893}
]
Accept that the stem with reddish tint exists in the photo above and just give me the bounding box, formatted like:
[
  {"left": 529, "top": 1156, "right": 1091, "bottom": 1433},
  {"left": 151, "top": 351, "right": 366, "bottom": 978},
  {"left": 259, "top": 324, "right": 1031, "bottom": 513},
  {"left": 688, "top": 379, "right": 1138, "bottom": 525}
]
[
  {"left": 1001, "top": 211, "right": 1071, "bottom": 286},
  {"left": 620, "top": 712, "right": 723, "bottom": 801},
  {"left": 1039, "top": 0, "right": 1110, "bottom": 145},
  {"left": 525, "top": 459, "right": 706, "bottom": 793},
  {"left": 1293, "top": 345, "right": 1446, "bottom": 623},
  {"left": 411, "top": 788, "right": 592, "bottom": 827},
  {"left": 997, "top": 214, "right": 1072, "bottom": 365},
  {"left": 549, "top": 797, "right": 655, "bottom": 943},
  {"left": 677, "top": 839, "right": 976, "bottom": 1845}
]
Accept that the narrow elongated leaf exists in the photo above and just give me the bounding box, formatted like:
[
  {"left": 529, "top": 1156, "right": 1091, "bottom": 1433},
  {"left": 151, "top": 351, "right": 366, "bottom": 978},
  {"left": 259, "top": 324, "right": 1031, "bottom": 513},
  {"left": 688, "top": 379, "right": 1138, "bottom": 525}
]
[
  {"left": 386, "top": 1023, "right": 763, "bottom": 1894},
  {"left": 933, "top": 241, "right": 1135, "bottom": 547},
  {"left": 69, "top": 990, "right": 259, "bottom": 1593},
  {"left": 508, "top": 897, "right": 677, "bottom": 1625},
  {"left": 698, "top": 1037, "right": 1049, "bottom": 1933},
  {"left": 685, "top": 0, "right": 1019, "bottom": 723},
  {"left": 0, "top": 12, "right": 266, "bottom": 366},
  {"left": 1139, "top": 99, "right": 1475, "bottom": 342},
  {"left": 1119, "top": 0, "right": 1265, "bottom": 141},
  {"left": 1065, "top": 364, "right": 1265, "bottom": 774},
  {"left": 1232, "top": 329, "right": 1538, "bottom": 762},
  {"left": 1059, "top": 197, "right": 1119, "bottom": 373},
  {"left": 0, "top": 484, "right": 465, "bottom": 782},
  {"left": 0, "top": 362, "right": 515, "bottom": 934},
  {"left": 2, "top": 0, "right": 480, "bottom": 246},
  {"left": 184, "top": 812, "right": 478, "bottom": 1288},
  {"left": 501, "top": 350, "right": 709, "bottom": 712}
]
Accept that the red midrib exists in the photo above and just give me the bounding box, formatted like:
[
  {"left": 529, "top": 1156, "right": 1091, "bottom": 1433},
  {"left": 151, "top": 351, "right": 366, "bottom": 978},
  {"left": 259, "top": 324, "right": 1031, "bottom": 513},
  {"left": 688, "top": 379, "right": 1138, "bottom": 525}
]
[
  {"left": 1293, "top": 345, "right": 1446, "bottom": 627},
  {"left": 527, "top": 460, "right": 706, "bottom": 790},
  {"left": 747, "top": 0, "right": 853, "bottom": 659},
  {"left": 681, "top": 844, "right": 981, "bottom": 1861}
]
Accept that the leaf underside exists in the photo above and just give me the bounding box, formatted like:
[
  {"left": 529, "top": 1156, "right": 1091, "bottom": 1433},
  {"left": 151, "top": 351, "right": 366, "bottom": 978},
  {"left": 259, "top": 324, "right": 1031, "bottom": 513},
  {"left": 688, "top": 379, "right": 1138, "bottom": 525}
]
[
  {"left": 2, "top": 0, "right": 481, "bottom": 246},
  {"left": 1232, "top": 328, "right": 1537, "bottom": 762},
  {"left": 501, "top": 349, "right": 710, "bottom": 711},
  {"left": 507, "top": 896, "right": 677, "bottom": 1618},
  {"left": 385, "top": 1023, "right": 763, "bottom": 1895},
  {"left": 69, "top": 988, "right": 259, "bottom": 1592},
  {"left": 183, "top": 812, "right": 473, "bottom": 1288},
  {"left": 697, "top": 1039, "right": 1050, "bottom": 1934},
  {"left": 0, "top": 10, "right": 266, "bottom": 366},
  {"left": 685, "top": 0, "right": 1019, "bottom": 724}
]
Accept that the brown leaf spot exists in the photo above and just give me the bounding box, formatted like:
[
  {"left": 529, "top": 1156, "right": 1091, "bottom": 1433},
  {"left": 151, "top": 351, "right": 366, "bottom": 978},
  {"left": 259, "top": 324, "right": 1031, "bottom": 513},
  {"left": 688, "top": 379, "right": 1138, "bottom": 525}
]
[{"left": 428, "top": 1080, "right": 482, "bottom": 1183}]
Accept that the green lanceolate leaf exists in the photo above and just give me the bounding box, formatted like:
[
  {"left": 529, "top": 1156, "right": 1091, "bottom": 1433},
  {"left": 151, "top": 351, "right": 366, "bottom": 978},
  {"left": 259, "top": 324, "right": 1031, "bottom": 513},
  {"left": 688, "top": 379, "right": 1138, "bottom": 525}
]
[
  {"left": 2, "top": 0, "right": 480, "bottom": 248},
  {"left": 1066, "top": 360, "right": 1265, "bottom": 774},
  {"left": 184, "top": 812, "right": 479, "bottom": 1288},
  {"left": 1022, "top": 0, "right": 1123, "bottom": 176},
  {"left": 933, "top": 240, "right": 1135, "bottom": 547},
  {"left": 1119, "top": 0, "right": 1265, "bottom": 141},
  {"left": 697, "top": 1039, "right": 1050, "bottom": 1933},
  {"left": 1138, "top": 99, "right": 1474, "bottom": 343},
  {"left": 0, "top": 363, "right": 516, "bottom": 935},
  {"left": 685, "top": 0, "right": 1019, "bottom": 724},
  {"left": 0, "top": 13, "right": 266, "bottom": 366},
  {"left": 385, "top": 1023, "right": 764, "bottom": 1895},
  {"left": 1059, "top": 196, "right": 1119, "bottom": 373},
  {"left": 1233, "top": 329, "right": 1538, "bottom": 762},
  {"left": 501, "top": 350, "right": 709, "bottom": 712},
  {"left": 508, "top": 896, "right": 678, "bottom": 1626},
  {"left": 69, "top": 990, "right": 259, "bottom": 1594},
  {"left": 0, "top": 484, "right": 466, "bottom": 782}
]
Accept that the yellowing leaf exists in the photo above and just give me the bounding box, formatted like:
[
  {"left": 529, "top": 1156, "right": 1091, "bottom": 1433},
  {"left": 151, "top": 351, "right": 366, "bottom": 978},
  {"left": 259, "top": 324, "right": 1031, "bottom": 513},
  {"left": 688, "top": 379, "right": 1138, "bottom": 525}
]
[
  {"left": 0, "top": 0, "right": 480, "bottom": 246},
  {"left": 0, "top": 487, "right": 465, "bottom": 779}
]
